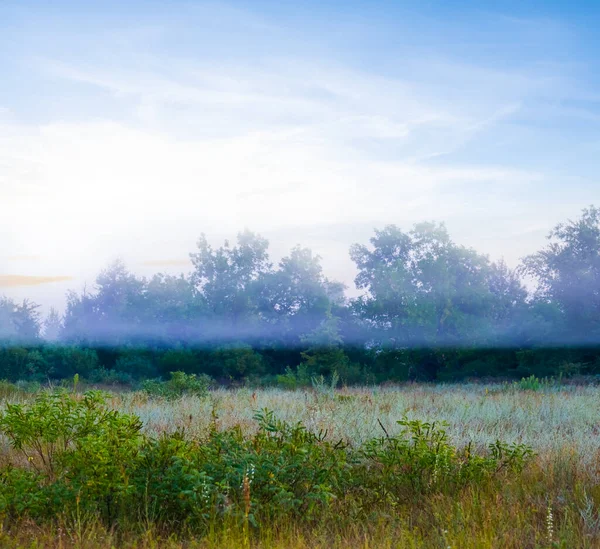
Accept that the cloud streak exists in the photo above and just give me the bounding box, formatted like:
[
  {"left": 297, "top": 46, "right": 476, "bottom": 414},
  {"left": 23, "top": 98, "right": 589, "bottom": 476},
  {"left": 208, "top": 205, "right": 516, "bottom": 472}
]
[
  {"left": 7, "top": 255, "right": 42, "bottom": 261},
  {"left": 0, "top": 275, "right": 73, "bottom": 288}
]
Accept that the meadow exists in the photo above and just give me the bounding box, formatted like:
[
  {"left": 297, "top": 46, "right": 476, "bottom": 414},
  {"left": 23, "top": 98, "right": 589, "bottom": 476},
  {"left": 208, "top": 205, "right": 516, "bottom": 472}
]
[{"left": 0, "top": 380, "right": 598, "bottom": 548}]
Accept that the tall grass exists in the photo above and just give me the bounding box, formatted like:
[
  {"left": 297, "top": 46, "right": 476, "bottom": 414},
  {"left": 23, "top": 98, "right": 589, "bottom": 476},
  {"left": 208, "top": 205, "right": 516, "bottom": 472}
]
[
  {"left": 1, "top": 383, "right": 600, "bottom": 547},
  {"left": 106, "top": 384, "right": 600, "bottom": 473}
]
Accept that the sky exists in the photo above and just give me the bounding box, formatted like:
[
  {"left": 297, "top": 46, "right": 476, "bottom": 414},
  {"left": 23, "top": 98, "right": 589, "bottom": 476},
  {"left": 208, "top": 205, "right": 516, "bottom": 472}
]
[{"left": 1, "top": 0, "right": 600, "bottom": 313}]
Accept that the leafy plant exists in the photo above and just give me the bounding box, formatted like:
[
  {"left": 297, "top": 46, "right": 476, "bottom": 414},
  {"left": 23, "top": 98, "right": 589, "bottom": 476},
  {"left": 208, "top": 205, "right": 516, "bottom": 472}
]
[
  {"left": 141, "top": 371, "right": 213, "bottom": 399},
  {"left": 0, "top": 390, "right": 533, "bottom": 536},
  {"left": 275, "top": 364, "right": 311, "bottom": 390},
  {"left": 358, "top": 417, "right": 533, "bottom": 502},
  {"left": 0, "top": 389, "right": 143, "bottom": 523},
  {"left": 513, "top": 374, "right": 556, "bottom": 391},
  {"left": 87, "top": 367, "right": 134, "bottom": 385}
]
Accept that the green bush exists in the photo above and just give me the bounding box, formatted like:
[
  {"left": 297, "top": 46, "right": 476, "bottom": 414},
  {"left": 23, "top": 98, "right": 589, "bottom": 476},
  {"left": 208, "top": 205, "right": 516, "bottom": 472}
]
[
  {"left": 0, "top": 347, "right": 47, "bottom": 381},
  {"left": 42, "top": 346, "right": 99, "bottom": 379},
  {"left": 275, "top": 364, "right": 311, "bottom": 389},
  {"left": 512, "top": 374, "right": 554, "bottom": 391},
  {"left": 357, "top": 418, "right": 533, "bottom": 502},
  {"left": 0, "top": 390, "right": 143, "bottom": 523},
  {"left": 87, "top": 367, "right": 135, "bottom": 385},
  {"left": 212, "top": 345, "right": 266, "bottom": 379},
  {"left": 114, "top": 353, "right": 158, "bottom": 379},
  {"left": 140, "top": 371, "right": 213, "bottom": 399},
  {"left": 158, "top": 349, "right": 199, "bottom": 376},
  {"left": 0, "top": 391, "right": 533, "bottom": 534}
]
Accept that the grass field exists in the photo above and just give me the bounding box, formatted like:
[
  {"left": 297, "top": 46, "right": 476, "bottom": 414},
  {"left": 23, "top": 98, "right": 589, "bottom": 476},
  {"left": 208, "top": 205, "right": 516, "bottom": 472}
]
[
  {"left": 2, "top": 382, "right": 600, "bottom": 548},
  {"left": 119, "top": 383, "right": 600, "bottom": 466}
]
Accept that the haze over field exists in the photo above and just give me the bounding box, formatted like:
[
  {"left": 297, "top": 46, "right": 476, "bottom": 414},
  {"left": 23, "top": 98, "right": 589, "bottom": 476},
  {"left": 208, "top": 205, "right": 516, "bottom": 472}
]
[{"left": 2, "top": 1, "right": 600, "bottom": 312}]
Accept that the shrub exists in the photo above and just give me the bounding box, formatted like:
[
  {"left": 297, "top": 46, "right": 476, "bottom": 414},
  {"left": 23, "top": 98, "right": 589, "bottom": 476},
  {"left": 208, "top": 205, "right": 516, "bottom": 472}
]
[
  {"left": 42, "top": 346, "right": 99, "bottom": 379},
  {"left": 0, "top": 347, "right": 47, "bottom": 381},
  {"left": 0, "top": 390, "right": 143, "bottom": 523},
  {"left": 357, "top": 417, "right": 533, "bottom": 501},
  {"left": 158, "top": 349, "right": 200, "bottom": 376},
  {"left": 0, "top": 391, "right": 533, "bottom": 535},
  {"left": 513, "top": 374, "right": 555, "bottom": 391},
  {"left": 275, "top": 364, "right": 311, "bottom": 390},
  {"left": 141, "top": 371, "right": 213, "bottom": 399},
  {"left": 87, "top": 367, "right": 135, "bottom": 385},
  {"left": 212, "top": 345, "right": 266, "bottom": 379},
  {"left": 114, "top": 353, "right": 158, "bottom": 379}
]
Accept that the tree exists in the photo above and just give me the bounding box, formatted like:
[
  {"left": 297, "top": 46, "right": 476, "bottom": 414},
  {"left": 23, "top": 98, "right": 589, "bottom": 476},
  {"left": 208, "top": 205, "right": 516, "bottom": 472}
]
[
  {"left": 521, "top": 206, "right": 600, "bottom": 343},
  {"left": 351, "top": 222, "right": 498, "bottom": 347},
  {"left": 0, "top": 297, "right": 41, "bottom": 343},
  {"left": 62, "top": 261, "right": 148, "bottom": 345},
  {"left": 190, "top": 231, "right": 271, "bottom": 338},
  {"left": 145, "top": 273, "right": 203, "bottom": 345},
  {"left": 43, "top": 308, "right": 63, "bottom": 341},
  {"left": 486, "top": 259, "right": 529, "bottom": 344},
  {"left": 257, "top": 246, "right": 345, "bottom": 344},
  {"left": 299, "top": 308, "right": 359, "bottom": 383}
]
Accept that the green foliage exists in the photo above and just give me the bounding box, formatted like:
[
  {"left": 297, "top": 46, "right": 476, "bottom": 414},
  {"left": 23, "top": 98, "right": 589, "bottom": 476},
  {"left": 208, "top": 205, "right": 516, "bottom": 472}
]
[
  {"left": 310, "top": 371, "right": 339, "bottom": 398},
  {"left": 212, "top": 345, "right": 266, "bottom": 379},
  {"left": 298, "top": 308, "right": 362, "bottom": 384},
  {"left": 515, "top": 374, "right": 544, "bottom": 391},
  {"left": 43, "top": 346, "right": 99, "bottom": 379},
  {"left": 275, "top": 363, "right": 312, "bottom": 389},
  {"left": 0, "top": 298, "right": 41, "bottom": 344},
  {"left": 510, "top": 374, "right": 556, "bottom": 392},
  {"left": 3, "top": 206, "right": 600, "bottom": 385},
  {"left": 141, "top": 371, "right": 213, "bottom": 399},
  {"left": 349, "top": 222, "right": 527, "bottom": 359},
  {"left": 87, "top": 367, "right": 135, "bottom": 385},
  {"left": 522, "top": 205, "right": 600, "bottom": 340},
  {"left": 114, "top": 352, "right": 157, "bottom": 379},
  {"left": 358, "top": 418, "right": 533, "bottom": 502},
  {"left": 158, "top": 349, "right": 199, "bottom": 376},
  {"left": 0, "top": 390, "right": 533, "bottom": 534},
  {"left": 0, "top": 347, "right": 35, "bottom": 381},
  {"left": 0, "top": 390, "right": 143, "bottom": 523}
]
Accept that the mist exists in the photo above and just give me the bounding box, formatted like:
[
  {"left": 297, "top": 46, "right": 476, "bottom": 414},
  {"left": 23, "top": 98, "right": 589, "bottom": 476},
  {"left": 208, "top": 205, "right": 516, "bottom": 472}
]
[{"left": 2, "top": 207, "right": 600, "bottom": 383}]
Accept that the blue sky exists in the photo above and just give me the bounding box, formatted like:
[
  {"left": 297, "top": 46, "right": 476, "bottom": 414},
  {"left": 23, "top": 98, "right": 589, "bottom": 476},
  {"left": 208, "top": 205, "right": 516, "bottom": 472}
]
[{"left": 1, "top": 0, "right": 600, "bottom": 311}]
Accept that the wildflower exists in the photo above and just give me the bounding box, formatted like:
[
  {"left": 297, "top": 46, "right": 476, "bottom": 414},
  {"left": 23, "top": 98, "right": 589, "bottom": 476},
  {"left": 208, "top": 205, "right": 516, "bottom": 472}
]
[
  {"left": 546, "top": 501, "right": 554, "bottom": 545},
  {"left": 242, "top": 473, "right": 251, "bottom": 518}
]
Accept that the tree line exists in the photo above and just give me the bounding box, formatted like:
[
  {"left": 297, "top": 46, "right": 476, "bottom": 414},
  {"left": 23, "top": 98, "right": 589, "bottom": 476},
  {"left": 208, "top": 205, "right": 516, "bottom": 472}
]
[{"left": 2, "top": 206, "right": 600, "bottom": 384}]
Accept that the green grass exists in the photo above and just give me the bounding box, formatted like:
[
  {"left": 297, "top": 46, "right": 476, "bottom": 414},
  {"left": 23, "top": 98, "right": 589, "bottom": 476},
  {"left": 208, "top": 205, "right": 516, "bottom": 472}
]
[{"left": 1, "top": 383, "right": 600, "bottom": 547}]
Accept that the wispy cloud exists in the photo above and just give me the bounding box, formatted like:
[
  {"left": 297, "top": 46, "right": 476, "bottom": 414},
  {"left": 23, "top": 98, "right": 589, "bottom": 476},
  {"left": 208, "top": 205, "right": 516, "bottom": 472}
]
[
  {"left": 0, "top": 275, "right": 73, "bottom": 288},
  {"left": 1, "top": 1, "right": 597, "bottom": 311},
  {"left": 7, "top": 255, "right": 42, "bottom": 261}
]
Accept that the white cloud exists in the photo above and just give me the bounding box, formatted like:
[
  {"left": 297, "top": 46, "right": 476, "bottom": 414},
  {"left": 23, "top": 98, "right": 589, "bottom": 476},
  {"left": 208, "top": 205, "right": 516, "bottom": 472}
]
[{"left": 1, "top": 21, "right": 584, "bottom": 310}]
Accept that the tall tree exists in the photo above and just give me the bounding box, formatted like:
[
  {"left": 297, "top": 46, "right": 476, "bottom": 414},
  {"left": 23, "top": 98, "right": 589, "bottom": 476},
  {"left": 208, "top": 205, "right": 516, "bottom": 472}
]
[
  {"left": 0, "top": 297, "right": 42, "bottom": 343},
  {"left": 190, "top": 230, "right": 271, "bottom": 339},
  {"left": 43, "top": 307, "right": 63, "bottom": 341},
  {"left": 351, "top": 222, "right": 525, "bottom": 349},
  {"left": 257, "top": 246, "right": 345, "bottom": 343},
  {"left": 522, "top": 205, "right": 600, "bottom": 343},
  {"left": 62, "top": 261, "right": 148, "bottom": 345}
]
